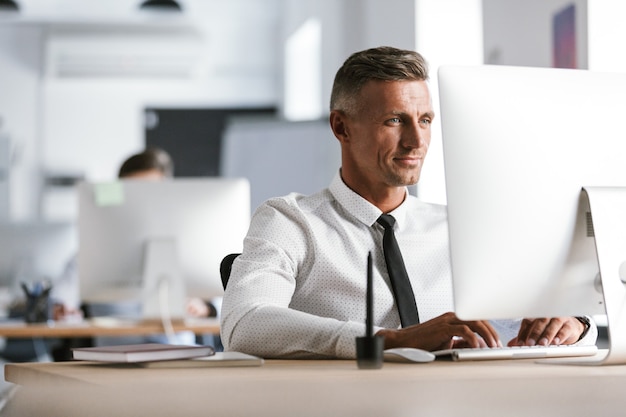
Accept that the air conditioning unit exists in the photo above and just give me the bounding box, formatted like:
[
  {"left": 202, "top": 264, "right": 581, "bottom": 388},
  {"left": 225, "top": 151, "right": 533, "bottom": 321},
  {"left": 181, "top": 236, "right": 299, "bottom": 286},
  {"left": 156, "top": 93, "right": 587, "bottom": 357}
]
[{"left": 44, "top": 25, "right": 206, "bottom": 79}]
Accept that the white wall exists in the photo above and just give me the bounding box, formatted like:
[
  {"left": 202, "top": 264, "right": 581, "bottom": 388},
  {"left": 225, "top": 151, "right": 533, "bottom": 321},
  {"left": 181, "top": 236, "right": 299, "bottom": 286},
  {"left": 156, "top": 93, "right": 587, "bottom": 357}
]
[
  {"left": 0, "top": 0, "right": 281, "bottom": 220},
  {"left": 482, "top": 0, "right": 588, "bottom": 68},
  {"left": 40, "top": 2, "right": 280, "bottom": 179},
  {"left": 588, "top": 0, "right": 626, "bottom": 71},
  {"left": 6, "top": 0, "right": 624, "bottom": 221},
  {"left": 280, "top": 0, "right": 417, "bottom": 122},
  {"left": 464, "top": 0, "right": 626, "bottom": 73},
  {"left": 3, "top": 0, "right": 424, "bottom": 221},
  {"left": 0, "top": 24, "right": 43, "bottom": 220},
  {"left": 415, "top": 0, "right": 483, "bottom": 205}
]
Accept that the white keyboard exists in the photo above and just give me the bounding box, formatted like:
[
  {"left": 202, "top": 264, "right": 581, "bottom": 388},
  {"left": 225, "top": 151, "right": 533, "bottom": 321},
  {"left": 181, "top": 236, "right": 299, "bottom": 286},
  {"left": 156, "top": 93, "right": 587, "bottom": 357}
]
[{"left": 433, "top": 344, "right": 598, "bottom": 361}]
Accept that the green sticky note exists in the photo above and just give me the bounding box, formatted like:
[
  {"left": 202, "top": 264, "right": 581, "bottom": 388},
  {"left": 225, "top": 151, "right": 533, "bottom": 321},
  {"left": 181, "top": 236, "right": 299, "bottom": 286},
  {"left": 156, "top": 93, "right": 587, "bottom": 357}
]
[{"left": 94, "top": 182, "right": 125, "bottom": 207}]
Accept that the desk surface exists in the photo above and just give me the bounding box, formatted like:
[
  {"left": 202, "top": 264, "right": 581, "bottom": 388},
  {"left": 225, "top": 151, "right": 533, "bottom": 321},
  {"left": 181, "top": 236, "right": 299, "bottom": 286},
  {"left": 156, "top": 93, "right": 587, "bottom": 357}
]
[
  {"left": 4, "top": 354, "right": 626, "bottom": 417},
  {"left": 0, "top": 317, "right": 220, "bottom": 338}
]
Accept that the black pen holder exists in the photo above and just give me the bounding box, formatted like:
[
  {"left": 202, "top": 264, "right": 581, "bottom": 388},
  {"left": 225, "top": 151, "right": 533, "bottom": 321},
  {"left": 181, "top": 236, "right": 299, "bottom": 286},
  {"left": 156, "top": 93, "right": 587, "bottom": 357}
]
[
  {"left": 24, "top": 293, "right": 51, "bottom": 323},
  {"left": 22, "top": 283, "right": 52, "bottom": 324},
  {"left": 356, "top": 335, "right": 384, "bottom": 369}
]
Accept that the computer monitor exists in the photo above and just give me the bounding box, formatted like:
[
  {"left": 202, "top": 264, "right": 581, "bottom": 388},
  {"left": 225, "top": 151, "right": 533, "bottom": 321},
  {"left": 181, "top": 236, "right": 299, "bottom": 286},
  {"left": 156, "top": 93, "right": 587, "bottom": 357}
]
[
  {"left": 77, "top": 178, "right": 250, "bottom": 320},
  {"left": 438, "top": 64, "right": 626, "bottom": 365}
]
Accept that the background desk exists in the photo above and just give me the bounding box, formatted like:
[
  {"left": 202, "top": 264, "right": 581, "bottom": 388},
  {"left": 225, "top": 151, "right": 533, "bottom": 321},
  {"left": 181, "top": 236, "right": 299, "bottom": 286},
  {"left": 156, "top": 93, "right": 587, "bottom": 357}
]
[
  {"left": 0, "top": 318, "right": 220, "bottom": 338},
  {"left": 3, "top": 355, "right": 626, "bottom": 417}
]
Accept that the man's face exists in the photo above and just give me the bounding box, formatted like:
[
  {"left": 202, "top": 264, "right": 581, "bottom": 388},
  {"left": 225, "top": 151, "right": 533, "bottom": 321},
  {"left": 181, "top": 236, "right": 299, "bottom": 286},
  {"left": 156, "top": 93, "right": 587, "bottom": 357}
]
[{"left": 339, "top": 79, "right": 434, "bottom": 194}]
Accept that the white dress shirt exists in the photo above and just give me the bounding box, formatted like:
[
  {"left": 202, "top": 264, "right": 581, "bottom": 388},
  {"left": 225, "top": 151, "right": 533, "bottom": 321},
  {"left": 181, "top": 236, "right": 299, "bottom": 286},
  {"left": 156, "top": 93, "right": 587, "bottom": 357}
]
[{"left": 220, "top": 172, "right": 596, "bottom": 358}]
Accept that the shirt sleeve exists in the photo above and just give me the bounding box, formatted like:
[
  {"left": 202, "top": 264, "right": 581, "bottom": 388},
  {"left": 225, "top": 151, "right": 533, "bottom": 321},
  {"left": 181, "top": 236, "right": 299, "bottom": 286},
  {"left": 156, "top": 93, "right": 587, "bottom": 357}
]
[{"left": 220, "top": 197, "right": 366, "bottom": 359}]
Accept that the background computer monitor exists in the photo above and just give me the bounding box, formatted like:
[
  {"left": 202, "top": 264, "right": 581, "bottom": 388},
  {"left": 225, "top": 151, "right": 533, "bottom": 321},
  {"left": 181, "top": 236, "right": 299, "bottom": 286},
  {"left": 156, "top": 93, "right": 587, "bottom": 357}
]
[
  {"left": 77, "top": 178, "right": 250, "bottom": 317},
  {"left": 438, "top": 64, "right": 626, "bottom": 364}
]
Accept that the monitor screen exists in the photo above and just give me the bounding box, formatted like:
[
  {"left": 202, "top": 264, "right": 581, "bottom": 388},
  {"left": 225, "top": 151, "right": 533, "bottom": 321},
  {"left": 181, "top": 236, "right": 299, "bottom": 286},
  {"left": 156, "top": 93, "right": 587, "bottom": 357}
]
[
  {"left": 438, "top": 64, "right": 626, "bottom": 364},
  {"left": 77, "top": 178, "right": 250, "bottom": 316}
]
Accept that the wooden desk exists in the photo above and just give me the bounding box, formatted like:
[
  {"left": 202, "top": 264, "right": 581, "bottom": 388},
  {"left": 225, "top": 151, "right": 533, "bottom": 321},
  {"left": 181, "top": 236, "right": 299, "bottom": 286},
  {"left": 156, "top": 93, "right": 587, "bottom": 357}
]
[
  {"left": 0, "top": 317, "right": 220, "bottom": 338},
  {"left": 3, "top": 353, "right": 626, "bottom": 417}
]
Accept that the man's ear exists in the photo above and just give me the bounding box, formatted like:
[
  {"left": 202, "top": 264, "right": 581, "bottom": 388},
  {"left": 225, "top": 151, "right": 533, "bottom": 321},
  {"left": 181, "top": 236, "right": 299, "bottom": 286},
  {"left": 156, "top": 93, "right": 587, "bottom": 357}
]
[{"left": 329, "top": 110, "right": 351, "bottom": 144}]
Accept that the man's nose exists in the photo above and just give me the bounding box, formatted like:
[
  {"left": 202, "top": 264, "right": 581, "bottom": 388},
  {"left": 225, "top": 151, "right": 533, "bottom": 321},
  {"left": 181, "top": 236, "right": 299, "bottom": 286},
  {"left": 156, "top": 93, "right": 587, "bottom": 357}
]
[{"left": 401, "top": 121, "right": 423, "bottom": 148}]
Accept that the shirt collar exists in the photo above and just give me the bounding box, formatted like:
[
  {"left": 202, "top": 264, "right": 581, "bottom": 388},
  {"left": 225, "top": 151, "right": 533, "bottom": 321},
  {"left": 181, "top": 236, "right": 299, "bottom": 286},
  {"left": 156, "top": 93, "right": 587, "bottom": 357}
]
[{"left": 329, "top": 170, "right": 410, "bottom": 229}]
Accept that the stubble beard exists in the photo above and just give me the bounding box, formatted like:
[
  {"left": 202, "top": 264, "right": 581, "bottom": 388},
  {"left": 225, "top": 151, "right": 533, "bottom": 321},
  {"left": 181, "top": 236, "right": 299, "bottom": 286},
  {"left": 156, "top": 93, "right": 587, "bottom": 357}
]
[{"left": 384, "top": 167, "right": 420, "bottom": 188}]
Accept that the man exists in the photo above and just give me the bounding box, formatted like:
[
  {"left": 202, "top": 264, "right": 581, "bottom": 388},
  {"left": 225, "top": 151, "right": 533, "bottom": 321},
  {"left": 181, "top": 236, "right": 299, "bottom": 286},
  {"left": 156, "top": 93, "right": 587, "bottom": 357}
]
[{"left": 220, "top": 46, "right": 595, "bottom": 359}]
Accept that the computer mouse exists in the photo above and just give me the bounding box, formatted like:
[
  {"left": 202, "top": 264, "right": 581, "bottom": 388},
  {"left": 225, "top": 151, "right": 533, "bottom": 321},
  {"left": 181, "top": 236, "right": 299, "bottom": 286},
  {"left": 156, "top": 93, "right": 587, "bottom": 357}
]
[{"left": 383, "top": 348, "right": 436, "bottom": 363}]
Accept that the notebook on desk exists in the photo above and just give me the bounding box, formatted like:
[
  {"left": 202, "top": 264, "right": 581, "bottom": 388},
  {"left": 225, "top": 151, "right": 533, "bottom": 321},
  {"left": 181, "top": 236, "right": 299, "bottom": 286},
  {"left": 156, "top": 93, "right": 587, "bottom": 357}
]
[{"left": 433, "top": 344, "right": 598, "bottom": 361}]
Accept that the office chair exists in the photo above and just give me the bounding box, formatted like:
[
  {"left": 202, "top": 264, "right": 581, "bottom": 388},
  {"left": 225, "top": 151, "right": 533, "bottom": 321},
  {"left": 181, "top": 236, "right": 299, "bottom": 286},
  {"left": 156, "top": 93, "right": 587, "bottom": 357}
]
[{"left": 220, "top": 253, "right": 241, "bottom": 289}]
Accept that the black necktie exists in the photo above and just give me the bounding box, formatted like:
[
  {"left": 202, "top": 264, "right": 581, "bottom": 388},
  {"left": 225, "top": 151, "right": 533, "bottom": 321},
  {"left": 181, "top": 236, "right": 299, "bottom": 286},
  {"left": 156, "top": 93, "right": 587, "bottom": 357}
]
[{"left": 377, "top": 214, "right": 420, "bottom": 327}]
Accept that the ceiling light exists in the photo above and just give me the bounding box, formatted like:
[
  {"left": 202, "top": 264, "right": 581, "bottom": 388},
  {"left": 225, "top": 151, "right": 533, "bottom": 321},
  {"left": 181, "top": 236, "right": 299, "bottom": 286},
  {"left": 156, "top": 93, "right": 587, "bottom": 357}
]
[
  {"left": 139, "top": 0, "right": 182, "bottom": 12},
  {"left": 0, "top": 0, "right": 19, "bottom": 12}
]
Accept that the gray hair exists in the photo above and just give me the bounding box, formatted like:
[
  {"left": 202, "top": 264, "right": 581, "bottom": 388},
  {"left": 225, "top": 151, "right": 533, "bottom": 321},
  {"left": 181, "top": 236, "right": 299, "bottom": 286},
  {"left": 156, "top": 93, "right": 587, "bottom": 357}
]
[{"left": 330, "top": 46, "right": 430, "bottom": 115}]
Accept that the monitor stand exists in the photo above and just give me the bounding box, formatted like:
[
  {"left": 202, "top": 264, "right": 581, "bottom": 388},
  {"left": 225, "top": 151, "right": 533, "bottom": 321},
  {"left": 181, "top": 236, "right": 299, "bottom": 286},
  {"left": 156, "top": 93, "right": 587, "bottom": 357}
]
[
  {"left": 141, "top": 238, "right": 186, "bottom": 342},
  {"left": 558, "top": 187, "right": 626, "bottom": 365}
]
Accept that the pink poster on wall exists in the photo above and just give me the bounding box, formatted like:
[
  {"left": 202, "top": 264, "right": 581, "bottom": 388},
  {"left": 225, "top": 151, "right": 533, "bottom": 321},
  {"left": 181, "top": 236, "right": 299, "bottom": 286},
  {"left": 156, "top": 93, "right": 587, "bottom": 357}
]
[{"left": 552, "top": 3, "right": 577, "bottom": 69}]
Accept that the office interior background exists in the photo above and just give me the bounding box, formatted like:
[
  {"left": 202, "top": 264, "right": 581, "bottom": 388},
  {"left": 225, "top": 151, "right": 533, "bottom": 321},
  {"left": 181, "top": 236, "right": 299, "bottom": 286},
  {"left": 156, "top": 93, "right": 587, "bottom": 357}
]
[{"left": 0, "top": 0, "right": 625, "bottom": 300}]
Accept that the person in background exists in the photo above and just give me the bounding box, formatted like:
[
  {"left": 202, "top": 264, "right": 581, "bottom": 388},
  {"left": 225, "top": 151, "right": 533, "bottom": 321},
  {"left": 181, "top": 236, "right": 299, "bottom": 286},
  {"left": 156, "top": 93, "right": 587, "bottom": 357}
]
[
  {"left": 117, "top": 146, "right": 174, "bottom": 179},
  {"left": 116, "top": 147, "right": 220, "bottom": 321},
  {"left": 220, "top": 46, "right": 596, "bottom": 359}
]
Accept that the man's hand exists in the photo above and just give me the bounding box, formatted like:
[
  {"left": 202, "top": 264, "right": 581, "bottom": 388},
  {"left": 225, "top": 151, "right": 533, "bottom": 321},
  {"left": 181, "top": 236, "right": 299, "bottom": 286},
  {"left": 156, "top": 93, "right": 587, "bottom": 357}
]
[
  {"left": 376, "top": 312, "right": 502, "bottom": 351},
  {"left": 185, "top": 297, "right": 211, "bottom": 318},
  {"left": 508, "top": 317, "right": 585, "bottom": 347}
]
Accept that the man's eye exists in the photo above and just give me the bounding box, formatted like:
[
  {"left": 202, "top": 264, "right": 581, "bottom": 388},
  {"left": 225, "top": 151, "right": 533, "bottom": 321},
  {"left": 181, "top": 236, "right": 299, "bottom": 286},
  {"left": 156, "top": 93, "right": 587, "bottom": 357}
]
[
  {"left": 388, "top": 117, "right": 402, "bottom": 124},
  {"left": 420, "top": 119, "right": 432, "bottom": 126}
]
